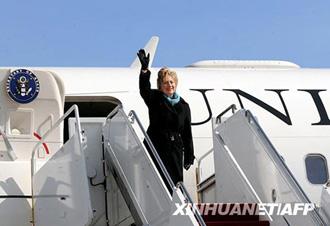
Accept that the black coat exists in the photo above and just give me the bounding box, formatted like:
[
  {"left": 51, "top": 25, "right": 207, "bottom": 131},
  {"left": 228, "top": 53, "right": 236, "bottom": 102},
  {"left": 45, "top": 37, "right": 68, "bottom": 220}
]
[{"left": 139, "top": 70, "right": 194, "bottom": 185}]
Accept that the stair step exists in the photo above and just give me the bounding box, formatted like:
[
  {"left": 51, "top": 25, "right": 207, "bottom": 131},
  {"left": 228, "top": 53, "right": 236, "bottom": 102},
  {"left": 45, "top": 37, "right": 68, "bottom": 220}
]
[{"left": 205, "top": 220, "right": 270, "bottom": 226}]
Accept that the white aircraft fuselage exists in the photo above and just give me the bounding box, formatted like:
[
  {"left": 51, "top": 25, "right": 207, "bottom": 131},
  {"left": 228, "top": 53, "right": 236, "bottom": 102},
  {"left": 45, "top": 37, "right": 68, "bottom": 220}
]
[
  {"left": 33, "top": 65, "right": 330, "bottom": 205},
  {"left": 3, "top": 65, "right": 329, "bottom": 205}
]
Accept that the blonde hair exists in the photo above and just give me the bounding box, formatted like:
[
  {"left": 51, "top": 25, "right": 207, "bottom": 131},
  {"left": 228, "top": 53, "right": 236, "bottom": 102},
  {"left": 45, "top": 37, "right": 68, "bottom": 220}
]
[{"left": 157, "top": 67, "right": 178, "bottom": 89}]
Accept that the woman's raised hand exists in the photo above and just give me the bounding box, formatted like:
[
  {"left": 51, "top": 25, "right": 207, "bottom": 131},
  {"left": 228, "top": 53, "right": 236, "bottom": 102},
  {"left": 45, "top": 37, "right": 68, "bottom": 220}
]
[{"left": 137, "top": 49, "right": 150, "bottom": 70}]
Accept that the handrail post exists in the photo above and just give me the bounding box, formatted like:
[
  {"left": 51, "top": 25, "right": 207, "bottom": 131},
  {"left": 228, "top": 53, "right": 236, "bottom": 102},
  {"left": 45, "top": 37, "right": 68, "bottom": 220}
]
[{"left": 216, "top": 104, "right": 237, "bottom": 124}]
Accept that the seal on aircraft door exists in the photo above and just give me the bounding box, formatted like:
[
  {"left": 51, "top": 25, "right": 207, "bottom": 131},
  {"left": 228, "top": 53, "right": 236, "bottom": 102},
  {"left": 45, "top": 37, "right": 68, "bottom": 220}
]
[{"left": 6, "top": 69, "right": 40, "bottom": 104}]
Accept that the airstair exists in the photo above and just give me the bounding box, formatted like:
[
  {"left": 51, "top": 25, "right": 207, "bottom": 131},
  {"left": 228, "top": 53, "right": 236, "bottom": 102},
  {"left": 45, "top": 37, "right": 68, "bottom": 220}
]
[
  {"left": 0, "top": 69, "right": 93, "bottom": 226},
  {"left": 211, "top": 108, "right": 327, "bottom": 226},
  {"left": 101, "top": 106, "right": 205, "bottom": 226},
  {"left": 0, "top": 69, "right": 205, "bottom": 226}
]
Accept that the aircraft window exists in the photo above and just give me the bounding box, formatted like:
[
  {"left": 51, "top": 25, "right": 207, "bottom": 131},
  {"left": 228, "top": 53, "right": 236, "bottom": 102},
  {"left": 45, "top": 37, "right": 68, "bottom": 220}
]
[{"left": 305, "top": 154, "right": 329, "bottom": 184}]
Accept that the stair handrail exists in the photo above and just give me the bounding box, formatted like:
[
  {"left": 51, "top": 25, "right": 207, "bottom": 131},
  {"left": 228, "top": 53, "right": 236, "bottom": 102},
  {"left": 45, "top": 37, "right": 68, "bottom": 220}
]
[
  {"left": 244, "top": 110, "right": 326, "bottom": 225},
  {"left": 0, "top": 127, "right": 17, "bottom": 161},
  {"left": 196, "top": 104, "right": 236, "bottom": 185},
  {"left": 30, "top": 104, "right": 82, "bottom": 224},
  {"left": 106, "top": 104, "right": 121, "bottom": 120},
  {"left": 128, "top": 110, "right": 176, "bottom": 190},
  {"left": 106, "top": 107, "right": 207, "bottom": 225},
  {"left": 215, "top": 132, "right": 274, "bottom": 222},
  {"left": 177, "top": 181, "right": 207, "bottom": 226},
  {"left": 31, "top": 104, "right": 82, "bottom": 175},
  {"left": 128, "top": 109, "right": 206, "bottom": 226},
  {"left": 196, "top": 148, "right": 213, "bottom": 186},
  {"left": 216, "top": 104, "right": 237, "bottom": 124}
]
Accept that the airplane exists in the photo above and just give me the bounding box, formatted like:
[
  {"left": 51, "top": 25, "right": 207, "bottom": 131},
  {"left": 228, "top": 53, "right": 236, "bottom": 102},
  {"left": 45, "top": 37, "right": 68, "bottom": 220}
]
[{"left": 0, "top": 36, "right": 329, "bottom": 225}]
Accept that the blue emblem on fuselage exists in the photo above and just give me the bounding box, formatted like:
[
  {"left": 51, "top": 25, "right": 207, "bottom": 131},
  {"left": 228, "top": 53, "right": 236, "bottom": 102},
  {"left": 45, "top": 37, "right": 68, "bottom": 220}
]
[{"left": 6, "top": 69, "right": 40, "bottom": 104}]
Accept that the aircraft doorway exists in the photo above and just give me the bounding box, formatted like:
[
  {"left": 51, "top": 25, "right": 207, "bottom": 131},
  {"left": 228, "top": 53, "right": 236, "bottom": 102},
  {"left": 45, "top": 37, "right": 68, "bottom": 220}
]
[{"left": 64, "top": 96, "right": 120, "bottom": 142}]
